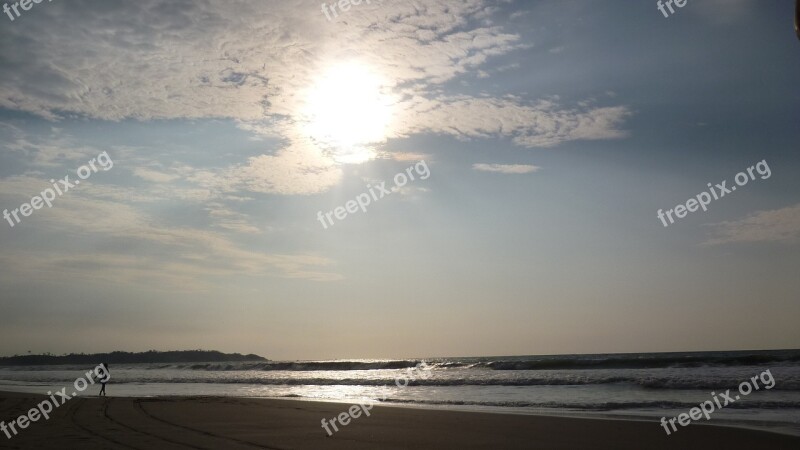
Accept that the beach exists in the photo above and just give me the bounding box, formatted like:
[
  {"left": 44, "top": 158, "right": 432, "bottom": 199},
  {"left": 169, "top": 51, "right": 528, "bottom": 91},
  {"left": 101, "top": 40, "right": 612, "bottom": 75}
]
[{"left": 1, "top": 391, "right": 798, "bottom": 449}]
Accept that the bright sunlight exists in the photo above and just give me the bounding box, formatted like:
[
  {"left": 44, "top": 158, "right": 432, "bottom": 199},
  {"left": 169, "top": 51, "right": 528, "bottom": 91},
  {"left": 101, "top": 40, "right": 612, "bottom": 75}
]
[{"left": 302, "top": 62, "right": 395, "bottom": 164}]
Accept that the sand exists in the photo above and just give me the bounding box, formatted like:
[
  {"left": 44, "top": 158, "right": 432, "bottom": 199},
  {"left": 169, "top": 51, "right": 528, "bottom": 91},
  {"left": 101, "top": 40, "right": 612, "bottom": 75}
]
[{"left": 0, "top": 391, "right": 798, "bottom": 449}]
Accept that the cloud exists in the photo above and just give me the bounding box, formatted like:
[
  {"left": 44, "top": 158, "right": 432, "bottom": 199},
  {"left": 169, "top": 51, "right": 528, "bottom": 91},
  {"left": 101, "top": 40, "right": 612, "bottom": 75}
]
[
  {"left": 0, "top": 125, "right": 345, "bottom": 287},
  {"left": 395, "top": 96, "right": 629, "bottom": 148},
  {"left": 0, "top": 173, "right": 339, "bottom": 286},
  {"left": 1, "top": 126, "right": 104, "bottom": 168},
  {"left": 132, "top": 167, "right": 180, "bottom": 183},
  {"left": 473, "top": 163, "right": 540, "bottom": 174},
  {"left": 383, "top": 151, "right": 432, "bottom": 162},
  {"left": 704, "top": 204, "right": 800, "bottom": 245},
  {"left": 0, "top": 0, "right": 518, "bottom": 122},
  {"left": 204, "top": 202, "right": 261, "bottom": 234},
  {"left": 0, "top": 125, "right": 340, "bottom": 282},
  {"left": 0, "top": 0, "right": 630, "bottom": 198},
  {"left": 181, "top": 138, "right": 343, "bottom": 196}
]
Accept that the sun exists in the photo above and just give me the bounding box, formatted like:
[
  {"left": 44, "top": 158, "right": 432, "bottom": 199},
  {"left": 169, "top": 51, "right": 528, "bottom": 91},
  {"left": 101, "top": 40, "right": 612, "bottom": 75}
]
[{"left": 302, "top": 62, "right": 394, "bottom": 164}]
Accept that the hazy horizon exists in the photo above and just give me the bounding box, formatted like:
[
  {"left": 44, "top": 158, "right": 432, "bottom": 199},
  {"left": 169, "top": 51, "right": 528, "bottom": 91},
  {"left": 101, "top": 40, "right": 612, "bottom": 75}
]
[{"left": 4, "top": 347, "right": 800, "bottom": 362}]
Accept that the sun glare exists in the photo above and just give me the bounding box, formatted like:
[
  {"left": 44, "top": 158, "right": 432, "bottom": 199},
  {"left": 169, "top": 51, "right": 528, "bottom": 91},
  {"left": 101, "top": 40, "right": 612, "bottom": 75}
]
[{"left": 302, "top": 63, "right": 394, "bottom": 164}]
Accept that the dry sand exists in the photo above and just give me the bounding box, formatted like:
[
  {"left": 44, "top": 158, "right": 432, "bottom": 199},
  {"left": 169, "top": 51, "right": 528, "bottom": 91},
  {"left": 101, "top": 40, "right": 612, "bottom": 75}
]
[{"left": 0, "top": 391, "right": 798, "bottom": 449}]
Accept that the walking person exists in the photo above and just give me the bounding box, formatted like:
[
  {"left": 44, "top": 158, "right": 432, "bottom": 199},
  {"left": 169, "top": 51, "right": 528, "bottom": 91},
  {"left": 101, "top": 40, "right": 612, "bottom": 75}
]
[{"left": 98, "top": 363, "right": 110, "bottom": 396}]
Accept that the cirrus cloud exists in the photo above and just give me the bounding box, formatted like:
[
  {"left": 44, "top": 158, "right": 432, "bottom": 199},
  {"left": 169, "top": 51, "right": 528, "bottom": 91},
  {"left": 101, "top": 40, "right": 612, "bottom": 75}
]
[
  {"left": 704, "top": 203, "right": 800, "bottom": 245},
  {"left": 472, "top": 163, "right": 540, "bottom": 174}
]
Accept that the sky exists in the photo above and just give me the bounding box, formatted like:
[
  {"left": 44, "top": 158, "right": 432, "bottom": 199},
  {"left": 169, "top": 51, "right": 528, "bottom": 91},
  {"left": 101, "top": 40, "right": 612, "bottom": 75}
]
[{"left": 0, "top": 0, "right": 798, "bottom": 360}]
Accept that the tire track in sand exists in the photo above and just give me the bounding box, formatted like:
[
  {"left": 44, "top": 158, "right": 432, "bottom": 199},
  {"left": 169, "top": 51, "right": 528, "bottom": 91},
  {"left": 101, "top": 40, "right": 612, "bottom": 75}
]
[
  {"left": 68, "top": 398, "right": 142, "bottom": 450},
  {"left": 101, "top": 398, "right": 203, "bottom": 450},
  {"left": 134, "top": 399, "right": 285, "bottom": 450}
]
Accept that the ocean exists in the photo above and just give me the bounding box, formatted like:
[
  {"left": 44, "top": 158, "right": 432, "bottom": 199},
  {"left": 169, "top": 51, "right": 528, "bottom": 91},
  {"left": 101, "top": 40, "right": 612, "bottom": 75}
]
[{"left": 1, "top": 350, "right": 799, "bottom": 435}]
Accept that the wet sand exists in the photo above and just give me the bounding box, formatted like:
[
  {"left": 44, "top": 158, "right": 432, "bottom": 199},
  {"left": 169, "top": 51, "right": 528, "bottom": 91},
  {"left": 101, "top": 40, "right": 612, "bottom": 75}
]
[{"left": 0, "top": 391, "right": 798, "bottom": 449}]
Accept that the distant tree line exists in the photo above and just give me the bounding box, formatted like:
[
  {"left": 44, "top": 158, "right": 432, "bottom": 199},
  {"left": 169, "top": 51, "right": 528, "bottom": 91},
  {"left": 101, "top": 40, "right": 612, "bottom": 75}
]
[{"left": 0, "top": 350, "right": 266, "bottom": 366}]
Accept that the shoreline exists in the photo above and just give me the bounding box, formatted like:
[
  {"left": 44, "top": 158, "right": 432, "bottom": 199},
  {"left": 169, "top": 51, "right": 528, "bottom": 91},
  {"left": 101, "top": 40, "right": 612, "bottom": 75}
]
[
  {"left": 2, "top": 384, "right": 799, "bottom": 438},
  {"left": 1, "top": 391, "right": 799, "bottom": 449},
  {"left": 284, "top": 396, "right": 800, "bottom": 437}
]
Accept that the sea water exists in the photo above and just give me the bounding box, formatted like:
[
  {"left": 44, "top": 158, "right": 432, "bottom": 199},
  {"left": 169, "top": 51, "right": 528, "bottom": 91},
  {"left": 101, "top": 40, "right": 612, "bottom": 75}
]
[{"left": 1, "top": 350, "right": 799, "bottom": 435}]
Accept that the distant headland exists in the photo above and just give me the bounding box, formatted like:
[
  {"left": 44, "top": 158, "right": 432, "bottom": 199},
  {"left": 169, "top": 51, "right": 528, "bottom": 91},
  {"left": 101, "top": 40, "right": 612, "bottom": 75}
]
[{"left": 0, "top": 350, "right": 267, "bottom": 366}]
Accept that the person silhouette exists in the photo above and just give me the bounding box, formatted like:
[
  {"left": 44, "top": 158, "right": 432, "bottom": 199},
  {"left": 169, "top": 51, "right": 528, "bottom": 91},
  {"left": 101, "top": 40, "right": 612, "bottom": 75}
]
[
  {"left": 796, "top": 0, "right": 799, "bottom": 40},
  {"left": 98, "top": 363, "right": 110, "bottom": 396}
]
